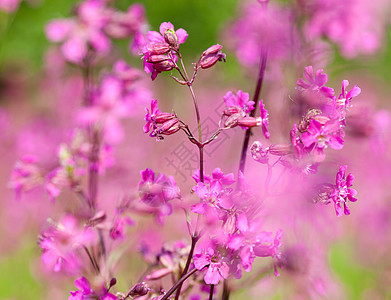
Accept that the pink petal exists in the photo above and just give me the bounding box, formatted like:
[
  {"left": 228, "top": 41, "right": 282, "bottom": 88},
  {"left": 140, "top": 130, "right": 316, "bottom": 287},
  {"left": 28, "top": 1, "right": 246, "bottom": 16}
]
[
  {"left": 45, "top": 20, "right": 73, "bottom": 42},
  {"left": 176, "top": 28, "right": 188, "bottom": 44}
]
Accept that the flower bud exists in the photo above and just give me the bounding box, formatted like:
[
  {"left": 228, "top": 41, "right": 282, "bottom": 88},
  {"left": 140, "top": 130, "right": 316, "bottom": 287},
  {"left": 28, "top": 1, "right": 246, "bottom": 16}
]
[
  {"left": 237, "top": 117, "right": 261, "bottom": 128},
  {"left": 268, "top": 144, "right": 292, "bottom": 156},
  {"left": 153, "top": 60, "right": 176, "bottom": 72},
  {"left": 147, "top": 54, "right": 170, "bottom": 64},
  {"left": 154, "top": 112, "right": 176, "bottom": 124},
  {"left": 157, "top": 118, "right": 181, "bottom": 135},
  {"left": 164, "top": 29, "right": 180, "bottom": 50},
  {"left": 200, "top": 53, "right": 226, "bottom": 69},
  {"left": 202, "top": 44, "right": 223, "bottom": 56},
  {"left": 147, "top": 42, "right": 171, "bottom": 55},
  {"left": 250, "top": 141, "right": 269, "bottom": 164},
  {"left": 199, "top": 44, "right": 226, "bottom": 69},
  {"left": 224, "top": 111, "right": 245, "bottom": 128},
  {"left": 128, "top": 282, "right": 150, "bottom": 297},
  {"left": 224, "top": 106, "right": 240, "bottom": 116}
]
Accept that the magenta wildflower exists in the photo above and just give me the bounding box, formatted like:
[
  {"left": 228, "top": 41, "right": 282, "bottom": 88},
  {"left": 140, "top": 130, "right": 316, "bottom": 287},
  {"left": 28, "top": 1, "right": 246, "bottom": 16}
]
[
  {"left": 296, "top": 66, "right": 334, "bottom": 98},
  {"left": 331, "top": 165, "right": 358, "bottom": 217},
  {"left": 301, "top": 119, "right": 344, "bottom": 162},
  {"left": 0, "top": 0, "right": 20, "bottom": 13},
  {"left": 109, "top": 215, "right": 134, "bottom": 240},
  {"left": 198, "top": 44, "right": 226, "bottom": 69},
  {"left": 138, "top": 168, "right": 180, "bottom": 224},
  {"left": 141, "top": 22, "right": 188, "bottom": 80},
  {"left": 8, "top": 155, "right": 43, "bottom": 199},
  {"left": 143, "top": 99, "right": 178, "bottom": 139},
  {"left": 223, "top": 90, "right": 254, "bottom": 116},
  {"left": 39, "top": 215, "right": 97, "bottom": 274},
  {"left": 194, "top": 245, "right": 230, "bottom": 285},
  {"left": 69, "top": 276, "right": 116, "bottom": 300},
  {"left": 259, "top": 99, "right": 270, "bottom": 139},
  {"left": 45, "top": 0, "right": 111, "bottom": 63},
  {"left": 254, "top": 229, "right": 283, "bottom": 276},
  {"left": 331, "top": 80, "right": 361, "bottom": 122}
]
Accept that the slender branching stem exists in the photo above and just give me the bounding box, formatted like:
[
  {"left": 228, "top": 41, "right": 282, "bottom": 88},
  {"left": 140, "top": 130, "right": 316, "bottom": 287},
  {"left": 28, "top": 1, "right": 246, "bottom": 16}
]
[
  {"left": 238, "top": 50, "right": 268, "bottom": 173},
  {"left": 160, "top": 268, "right": 199, "bottom": 300},
  {"left": 175, "top": 234, "right": 199, "bottom": 300}
]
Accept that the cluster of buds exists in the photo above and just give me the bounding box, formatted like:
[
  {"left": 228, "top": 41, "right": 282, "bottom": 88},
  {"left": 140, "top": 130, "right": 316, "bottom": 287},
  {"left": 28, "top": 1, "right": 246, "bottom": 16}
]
[
  {"left": 222, "top": 90, "right": 270, "bottom": 139},
  {"left": 144, "top": 99, "right": 183, "bottom": 140},
  {"left": 141, "top": 22, "right": 188, "bottom": 80},
  {"left": 196, "top": 44, "right": 226, "bottom": 70}
]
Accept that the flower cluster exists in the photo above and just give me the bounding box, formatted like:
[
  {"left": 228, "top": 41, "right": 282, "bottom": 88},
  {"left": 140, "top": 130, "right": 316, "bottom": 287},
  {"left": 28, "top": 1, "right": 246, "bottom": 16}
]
[
  {"left": 289, "top": 66, "right": 361, "bottom": 162},
  {"left": 222, "top": 90, "right": 270, "bottom": 138}
]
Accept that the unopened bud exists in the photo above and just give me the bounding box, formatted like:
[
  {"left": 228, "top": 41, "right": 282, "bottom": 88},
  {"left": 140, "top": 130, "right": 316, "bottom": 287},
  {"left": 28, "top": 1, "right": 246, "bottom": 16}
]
[
  {"left": 224, "top": 111, "right": 245, "bottom": 128},
  {"left": 157, "top": 118, "right": 181, "bottom": 135},
  {"left": 147, "top": 42, "right": 170, "bottom": 55},
  {"left": 147, "top": 54, "right": 170, "bottom": 64},
  {"left": 154, "top": 112, "right": 176, "bottom": 124},
  {"left": 164, "top": 29, "right": 179, "bottom": 50},
  {"left": 109, "top": 278, "right": 117, "bottom": 288},
  {"left": 199, "top": 44, "right": 226, "bottom": 69},
  {"left": 224, "top": 107, "right": 240, "bottom": 116},
  {"left": 153, "top": 60, "right": 176, "bottom": 72},
  {"left": 128, "top": 282, "right": 150, "bottom": 297},
  {"left": 268, "top": 144, "right": 292, "bottom": 156},
  {"left": 202, "top": 44, "right": 223, "bottom": 56},
  {"left": 237, "top": 117, "right": 261, "bottom": 128},
  {"left": 250, "top": 141, "right": 269, "bottom": 164}
]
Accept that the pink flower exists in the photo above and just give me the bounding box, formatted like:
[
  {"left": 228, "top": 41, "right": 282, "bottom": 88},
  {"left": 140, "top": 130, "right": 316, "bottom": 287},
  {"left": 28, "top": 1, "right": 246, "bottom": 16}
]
[
  {"left": 331, "top": 80, "right": 361, "bottom": 122},
  {"left": 8, "top": 155, "right": 44, "bottom": 199},
  {"left": 141, "top": 22, "right": 188, "bottom": 80},
  {"left": 39, "top": 215, "right": 97, "bottom": 274},
  {"left": 296, "top": 66, "right": 334, "bottom": 98},
  {"left": 138, "top": 168, "right": 180, "bottom": 224},
  {"left": 259, "top": 99, "right": 270, "bottom": 139},
  {"left": 45, "top": 0, "right": 111, "bottom": 63},
  {"left": 254, "top": 229, "right": 283, "bottom": 276},
  {"left": 143, "top": 99, "right": 178, "bottom": 139},
  {"left": 0, "top": 0, "right": 20, "bottom": 13},
  {"left": 194, "top": 245, "right": 230, "bottom": 285},
  {"left": 69, "top": 276, "right": 116, "bottom": 300},
  {"left": 331, "top": 165, "right": 357, "bottom": 217},
  {"left": 301, "top": 119, "right": 344, "bottom": 162},
  {"left": 223, "top": 90, "right": 254, "bottom": 116}
]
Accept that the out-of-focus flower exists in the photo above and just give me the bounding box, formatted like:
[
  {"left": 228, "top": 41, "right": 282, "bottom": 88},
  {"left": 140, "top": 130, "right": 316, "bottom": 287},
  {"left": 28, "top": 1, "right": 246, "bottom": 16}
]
[
  {"left": 304, "top": 0, "right": 391, "bottom": 58},
  {"left": 254, "top": 229, "right": 283, "bottom": 276},
  {"left": 0, "top": 0, "right": 20, "bottom": 13},
  {"left": 138, "top": 168, "right": 180, "bottom": 224},
  {"left": 296, "top": 66, "right": 334, "bottom": 98},
  {"left": 45, "top": 0, "right": 111, "bottom": 63},
  {"left": 331, "top": 165, "right": 357, "bottom": 216},
  {"left": 8, "top": 155, "right": 44, "bottom": 199},
  {"left": 39, "top": 214, "right": 97, "bottom": 274},
  {"left": 69, "top": 276, "right": 116, "bottom": 300}
]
